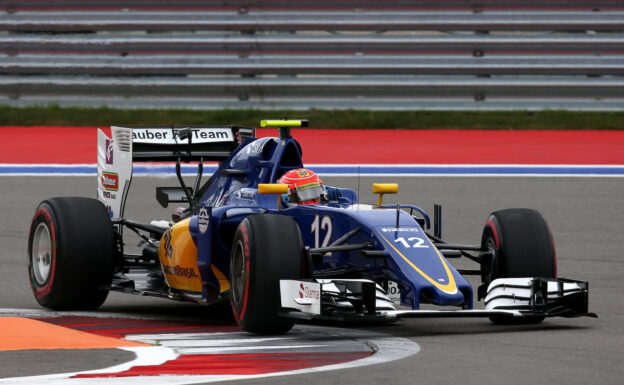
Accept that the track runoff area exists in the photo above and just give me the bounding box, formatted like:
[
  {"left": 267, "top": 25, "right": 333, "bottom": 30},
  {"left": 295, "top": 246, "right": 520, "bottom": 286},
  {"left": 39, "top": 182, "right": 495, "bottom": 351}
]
[
  {"left": 0, "top": 310, "right": 419, "bottom": 384},
  {"left": 0, "top": 126, "right": 623, "bottom": 176}
]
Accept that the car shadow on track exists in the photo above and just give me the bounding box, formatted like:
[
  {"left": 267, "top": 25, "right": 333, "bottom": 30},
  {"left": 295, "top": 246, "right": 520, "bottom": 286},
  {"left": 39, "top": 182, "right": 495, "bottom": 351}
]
[
  {"left": 297, "top": 317, "right": 592, "bottom": 339},
  {"left": 96, "top": 294, "right": 594, "bottom": 338},
  {"left": 96, "top": 301, "right": 593, "bottom": 338},
  {"left": 98, "top": 299, "right": 236, "bottom": 325}
]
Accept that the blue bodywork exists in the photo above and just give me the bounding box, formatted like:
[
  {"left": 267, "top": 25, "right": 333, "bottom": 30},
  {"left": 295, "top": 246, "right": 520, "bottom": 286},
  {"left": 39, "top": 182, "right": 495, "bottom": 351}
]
[{"left": 189, "top": 135, "right": 473, "bottom": 310}]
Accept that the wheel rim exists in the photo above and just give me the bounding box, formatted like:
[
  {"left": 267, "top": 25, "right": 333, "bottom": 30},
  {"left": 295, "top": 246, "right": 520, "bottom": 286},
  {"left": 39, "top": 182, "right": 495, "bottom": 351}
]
[
  {"left": 31, "top": 222, "right": 52, "bottom": 285},
  {"left": 231, "top": 240, "right": 246, "bottom": 305},
  {"left": 486, "top": 237, "right": 497, "bottom": 255},
  {"left": 484, "top": 236, "right": 498, "bottom": 283}
]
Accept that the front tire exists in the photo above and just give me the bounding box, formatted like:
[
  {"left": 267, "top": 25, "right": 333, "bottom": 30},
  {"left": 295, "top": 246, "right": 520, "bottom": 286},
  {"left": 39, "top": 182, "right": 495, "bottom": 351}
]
[
  {"left": 481, "top": 208, "right": 557, "bottom": 324},
  {"left": 230, "top": 214, "right": 305, "bottom": 334},
  {"left": 28, "top": 197, "right": 114, "bottom": 310}
]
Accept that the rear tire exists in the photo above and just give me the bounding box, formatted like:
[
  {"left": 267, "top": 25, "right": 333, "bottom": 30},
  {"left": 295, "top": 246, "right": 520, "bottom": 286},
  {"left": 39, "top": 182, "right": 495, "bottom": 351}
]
[
  {"left": 28, "top": 197, "right": 114, "bottom": 310},
  {"left": 481, "top": 208, "right": 556, "bottom": 324},
  {"left": 230, "top": 214, "right": 305, "bottom": 334}
]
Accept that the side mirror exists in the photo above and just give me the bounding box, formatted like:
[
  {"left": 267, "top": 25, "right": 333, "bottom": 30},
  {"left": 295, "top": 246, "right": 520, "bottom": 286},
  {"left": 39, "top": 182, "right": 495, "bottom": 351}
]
[
  {"left": 258, "top": 184, "right": 289, "bottom": 195},
  {"left": 372, "top": 183, "right": 398, "bottom": 206},
  {"left": 258, "top": 184, "right": 289, "bottom": 211}
]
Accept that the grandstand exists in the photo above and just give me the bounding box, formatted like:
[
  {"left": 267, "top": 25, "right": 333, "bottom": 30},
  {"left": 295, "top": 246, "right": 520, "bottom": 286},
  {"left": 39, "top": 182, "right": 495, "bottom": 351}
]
[{"left": 1, "top": 0, "right": 622, "bottom": 110}]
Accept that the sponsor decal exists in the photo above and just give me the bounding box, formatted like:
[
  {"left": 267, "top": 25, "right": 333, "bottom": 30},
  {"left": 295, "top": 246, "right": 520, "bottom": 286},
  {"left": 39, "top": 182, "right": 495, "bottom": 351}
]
[
  {"left": 299, "top": 282, "right": 320, "bottom": 301},
  {"left": 386, "top": 281, "right": 401, "bottom": 304},
  {"left": 380, "top": 227, "right": 419, "bottom": 233},
  {"left": 245, "top": 140, "right": 262, "bottom": 155},
  {"left": 101, "top": 172, "right": 119, "bottom": 191},
  {"left": 198, "top": 207, "right": 210, "bottom": 234},
  {"left": 34, "top": 207, "right": 52, "bottom": 222},
  {"left": 162, "top": 264, "right": 200, "bottom": 278},
  {"left": 32, "top": 208, "right": 56, "bottom": 299},
  {"left": 105, "top": 139, "right": 114, "bottom": 165},
  {"left": 163, "top": 230, "right": 173, "bottom": 259},
  {"left": 204, "top": 188, "right": 224, "bottom": 207},
  {"left": 241, "top": 224, "right": 249, "bottom": 258},
  {"left": 297, "top": 169, "right": 312, "bottom": 177},
  {"left": 132, "top": 128, "right": 233, "bottom": 144},
  {"left": 297, "top": 181, "right": 321, "bottom": 191},
  {"left": 103, "top": 191, "right": 116, "bottom": 199},
  {"left": 106, "top": 205, "right": 114, "bottom": 218},
  {"left": 237, "top": 188, "right": 256, "bottom": 200}
]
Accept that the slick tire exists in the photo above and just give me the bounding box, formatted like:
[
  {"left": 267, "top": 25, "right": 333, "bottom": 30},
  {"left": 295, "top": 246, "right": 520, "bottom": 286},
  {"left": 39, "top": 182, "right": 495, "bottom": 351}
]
[
  {"left": 28, "top": 197, "right": 114, "bottom": 310},
  {"left": 230, "top": 214, "right": 305, "bottom": 334},
  {"left": 481, "top": 208, "right": 557, "bottom": 324}
]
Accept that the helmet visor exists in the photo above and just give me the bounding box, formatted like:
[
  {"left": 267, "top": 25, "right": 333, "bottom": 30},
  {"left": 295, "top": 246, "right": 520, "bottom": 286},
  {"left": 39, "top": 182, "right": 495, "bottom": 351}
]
[{"left": 294, "top": 183, "right": 324, "bottom": 202}]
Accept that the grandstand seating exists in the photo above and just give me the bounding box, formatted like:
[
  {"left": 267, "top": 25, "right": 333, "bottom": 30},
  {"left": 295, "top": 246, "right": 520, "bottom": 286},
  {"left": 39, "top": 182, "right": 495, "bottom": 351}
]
[{"left": 1, "top": 0, "right": 622, "bottom": 110}]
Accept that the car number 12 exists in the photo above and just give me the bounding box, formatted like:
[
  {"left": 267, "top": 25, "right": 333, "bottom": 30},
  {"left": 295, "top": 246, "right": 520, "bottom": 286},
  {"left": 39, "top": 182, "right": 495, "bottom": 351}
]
[
  {"left": 394, "top": 236, "right": 429, "bottom": 248},
  {"left": 311, "top": 215, "right": 332, "bottom": 250}
]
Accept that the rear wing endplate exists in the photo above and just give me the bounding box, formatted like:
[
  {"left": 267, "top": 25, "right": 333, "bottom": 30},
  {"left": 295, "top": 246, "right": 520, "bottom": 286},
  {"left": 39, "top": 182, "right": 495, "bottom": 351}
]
[{"left": 97, "top": 125, "right": 254, "bottom": 220}]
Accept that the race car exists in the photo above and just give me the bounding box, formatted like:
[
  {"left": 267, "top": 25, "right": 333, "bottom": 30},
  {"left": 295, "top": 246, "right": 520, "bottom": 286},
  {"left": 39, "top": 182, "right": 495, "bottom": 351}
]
[{"left": 27, "top": 119, "right": 595, "bottom": 334}]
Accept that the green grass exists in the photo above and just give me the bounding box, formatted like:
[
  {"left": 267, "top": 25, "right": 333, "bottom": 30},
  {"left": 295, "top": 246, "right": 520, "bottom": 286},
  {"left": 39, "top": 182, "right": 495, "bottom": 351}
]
[{"left": 0, "top": 106, "right": 622, "bottom": 130}]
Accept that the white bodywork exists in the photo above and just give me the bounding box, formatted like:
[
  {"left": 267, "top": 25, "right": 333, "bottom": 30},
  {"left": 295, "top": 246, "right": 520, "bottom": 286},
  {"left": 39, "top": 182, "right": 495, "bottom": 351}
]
[
  {"left": 280, "top": 277, "right": 589, "bottom": 320},
  {"left": 97, "top": 126, "right": 133, "bottom": 220},
  {"left": 484, "top": 277, "right": 587, "bottom": 310},
  {"left": 96, "top": 126, "right": 236, "bottom": 220},
  {"left": 280, "top": 279, "right": 396, "bottom": 315},
  {"left": 280, "top": 280, "right": 322, "bottom": 315}
]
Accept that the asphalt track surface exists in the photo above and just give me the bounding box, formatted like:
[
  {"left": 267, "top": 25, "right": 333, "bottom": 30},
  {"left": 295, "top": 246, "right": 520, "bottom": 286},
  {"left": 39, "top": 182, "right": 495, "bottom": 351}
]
[{"left": 1, "top": 175, "right": 623, "bottom": 384}]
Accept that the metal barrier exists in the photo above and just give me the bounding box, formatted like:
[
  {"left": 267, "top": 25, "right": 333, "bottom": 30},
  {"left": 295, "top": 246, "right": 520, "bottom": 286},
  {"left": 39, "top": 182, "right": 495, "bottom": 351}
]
[{"left": 1, "top": 0, "right": 622, "bottom": 111}]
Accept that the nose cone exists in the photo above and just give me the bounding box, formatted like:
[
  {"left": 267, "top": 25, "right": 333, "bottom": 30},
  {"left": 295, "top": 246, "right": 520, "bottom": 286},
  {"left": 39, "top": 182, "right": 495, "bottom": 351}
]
[{"left": 375, "top": 226, "right": 472, "bottom": 308}]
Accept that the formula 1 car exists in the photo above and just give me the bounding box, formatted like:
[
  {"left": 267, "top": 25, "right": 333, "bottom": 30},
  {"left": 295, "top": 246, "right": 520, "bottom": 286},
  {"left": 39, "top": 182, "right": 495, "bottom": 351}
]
[{"left": 27, "top": 119, "right": 595, "bottom": 334}]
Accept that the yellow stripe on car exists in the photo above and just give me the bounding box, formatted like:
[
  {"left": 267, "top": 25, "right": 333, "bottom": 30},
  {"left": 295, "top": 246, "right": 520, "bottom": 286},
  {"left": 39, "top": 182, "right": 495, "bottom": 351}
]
[
  {"left": 159, "top": 218, "right": 202, "bottom": 292},
  {"left": 378, "top": 232, "right": 458, "bottom": 294},
  {"left": 211, "top": 265, "right": 231, "bottom": 293}
]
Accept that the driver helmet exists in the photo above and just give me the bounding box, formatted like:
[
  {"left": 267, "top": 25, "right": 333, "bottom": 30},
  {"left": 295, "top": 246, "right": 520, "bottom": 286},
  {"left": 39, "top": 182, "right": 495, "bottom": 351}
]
[{"left": 278, "top": 168, "right": 325, "bottom": 205}]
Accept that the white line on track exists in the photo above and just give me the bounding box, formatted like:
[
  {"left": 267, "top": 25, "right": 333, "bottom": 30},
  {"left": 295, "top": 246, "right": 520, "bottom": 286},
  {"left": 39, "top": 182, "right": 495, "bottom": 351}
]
[
  {"left": 176, "top": 344, "right": 331, "bottom": 354},
  {"left": 2, "top": 163, "right": 624, "bottom": 177}
]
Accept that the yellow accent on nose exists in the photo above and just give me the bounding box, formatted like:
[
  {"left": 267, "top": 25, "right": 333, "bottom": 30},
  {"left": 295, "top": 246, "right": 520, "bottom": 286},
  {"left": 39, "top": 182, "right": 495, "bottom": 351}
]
[{"left": 373, "top": 183, "right": 398, "bottom": 206}]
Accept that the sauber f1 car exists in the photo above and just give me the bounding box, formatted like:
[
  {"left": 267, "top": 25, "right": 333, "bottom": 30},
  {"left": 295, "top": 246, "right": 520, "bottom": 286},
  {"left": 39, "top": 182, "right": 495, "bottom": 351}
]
[{"left": 28, "top": 120, "right": 595, "bottom": 334}]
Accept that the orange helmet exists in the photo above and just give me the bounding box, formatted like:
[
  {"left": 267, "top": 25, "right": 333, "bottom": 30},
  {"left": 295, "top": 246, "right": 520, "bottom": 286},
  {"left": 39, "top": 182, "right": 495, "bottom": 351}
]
[{"left": 278, "top": 168, "right": 325, "bottom": 205}]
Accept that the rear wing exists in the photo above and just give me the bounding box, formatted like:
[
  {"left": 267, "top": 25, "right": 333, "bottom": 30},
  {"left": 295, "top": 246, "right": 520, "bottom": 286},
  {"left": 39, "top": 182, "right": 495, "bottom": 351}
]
[
  {"left": 97, "top": 125, "right": 254, "bottom": 220},
  {"left": 129, "top": 125, "right": 252, "bottom": 162}
]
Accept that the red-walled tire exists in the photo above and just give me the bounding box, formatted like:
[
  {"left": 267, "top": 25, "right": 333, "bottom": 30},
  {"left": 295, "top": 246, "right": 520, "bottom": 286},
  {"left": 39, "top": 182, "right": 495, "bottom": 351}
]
[
  {"left": 230, "top": 214, "right": 304, "bottom": 334},
  {"left": 481, "top": 208, "right": 557, "bottom": 324},
  {"left": 28, "top": 197, "right": 114, "bottom": 310}
]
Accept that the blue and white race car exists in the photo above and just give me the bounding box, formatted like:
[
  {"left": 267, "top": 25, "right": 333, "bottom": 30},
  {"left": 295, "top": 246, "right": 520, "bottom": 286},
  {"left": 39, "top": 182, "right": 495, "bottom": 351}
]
[{"left": 27, "top": 119, "right": 595, "bottom": 334}]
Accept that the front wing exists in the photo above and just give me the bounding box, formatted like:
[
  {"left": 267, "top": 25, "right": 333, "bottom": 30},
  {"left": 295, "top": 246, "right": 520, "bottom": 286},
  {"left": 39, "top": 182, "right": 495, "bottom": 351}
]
[{"left": 279, "top": 277, "right": 596, "bottom": 322}]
